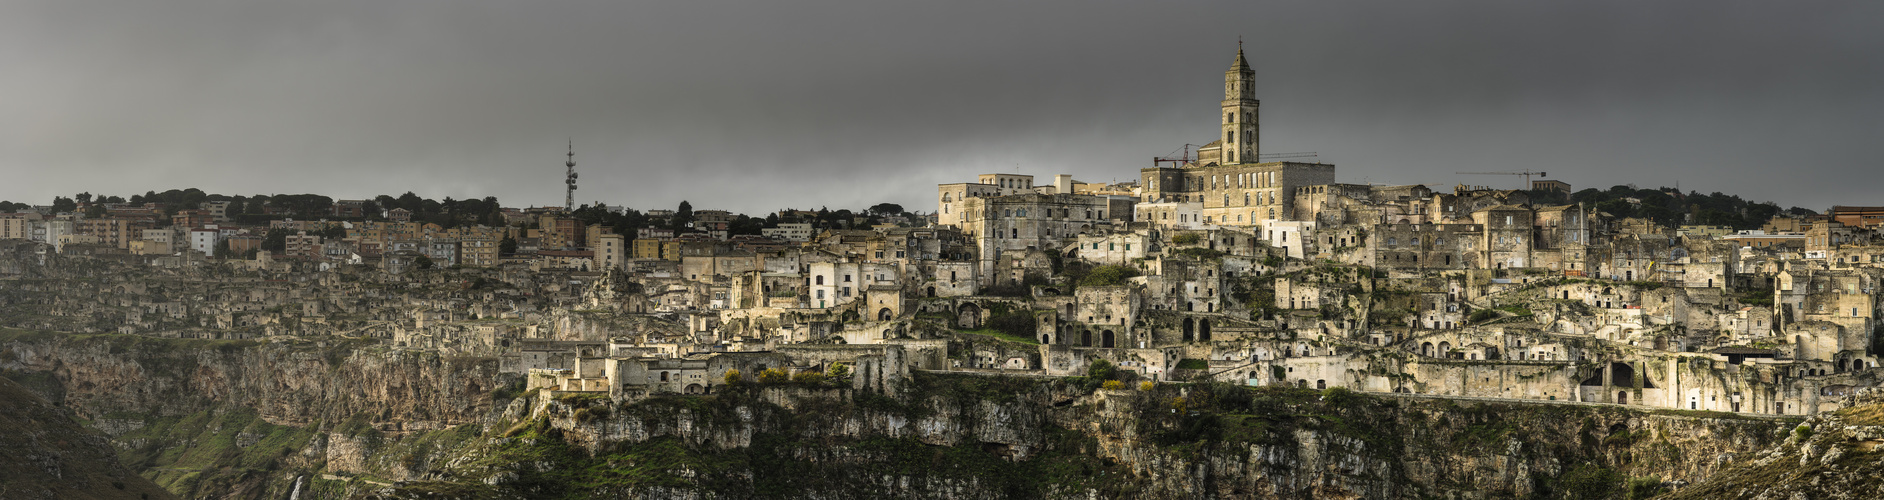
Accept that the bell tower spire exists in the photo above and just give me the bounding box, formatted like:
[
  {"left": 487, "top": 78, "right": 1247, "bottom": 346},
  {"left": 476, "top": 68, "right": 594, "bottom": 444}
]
[{"left": 1222, "top": 41, "right": 1259, "bottom": 164}]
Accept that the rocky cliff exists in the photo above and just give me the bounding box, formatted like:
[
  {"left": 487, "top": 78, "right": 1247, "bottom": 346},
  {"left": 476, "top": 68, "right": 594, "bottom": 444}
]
[
  {"left": 390, "top": 375, "right": 1793, "bottom": 499},
  {"left": 0, "top": 328, "right": 1806, "bottom": 499},
  {"left": 0, "top": 375, "right": 174, "bottom": 500},
  {"left": 0, "top": 328, "right": 504, "bottom": 498},
  {"left": 1664, "top": 388, "right": 1884, "bottom": 500}
]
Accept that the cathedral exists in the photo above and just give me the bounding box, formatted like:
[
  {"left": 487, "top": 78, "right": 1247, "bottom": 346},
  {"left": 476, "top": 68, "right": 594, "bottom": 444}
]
[{"left": 1137, "top": 46, "right": 1336, "bottom": 227}]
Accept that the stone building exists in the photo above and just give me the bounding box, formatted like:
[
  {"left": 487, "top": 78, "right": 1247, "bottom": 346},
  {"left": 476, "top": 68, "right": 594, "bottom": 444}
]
[{"left": 1136, "top": 48, "right": 1336, "bottom": 226}]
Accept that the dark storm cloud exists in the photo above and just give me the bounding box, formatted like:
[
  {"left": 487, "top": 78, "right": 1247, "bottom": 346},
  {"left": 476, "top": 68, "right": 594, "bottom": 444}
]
[{"left": 1, "top": 1, "right": 1879, "bottom": 214}]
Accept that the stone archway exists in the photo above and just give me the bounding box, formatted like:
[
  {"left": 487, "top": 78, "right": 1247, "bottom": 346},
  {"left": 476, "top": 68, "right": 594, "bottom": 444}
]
[
  {"left": 1199, "top": 319, "right": 1212, "bottom": 341},
  {"left": 1101, "top": 330, "right": 1115, "bottom": 348},
  {"left": 957, "top": 302, "right": 982, "bottom": 329},
  {"left": 878, "top": 308, "right": 893, "bottom": 321},
  {"left": 1182, "top": 318, "right": 1194, "bottom": 342},
  {"left": 1081, "top": 330, "right": 1092, "bottom": 347}
]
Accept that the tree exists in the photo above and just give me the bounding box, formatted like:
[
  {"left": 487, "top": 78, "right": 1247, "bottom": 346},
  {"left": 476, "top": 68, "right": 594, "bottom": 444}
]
[
  {"left": 262, "top": 229, "right": 289, "bottom": 252},
  {"left": 50, "top": 196, "right": 76, "bottom": 213},
  {"left": 499, "top": 236, "right": 517, "bottom": 255},
  {"left": 671, "top": 200, "right": 694, "bottom": 232},
  {"left": 827, "top": 363, "right": 850, "bottom": 379},
  {"left": 415, "top": 254, "right": 435, "bottom": 270},
  {"left": 869, "top": 203, "right": 904, "bottom": 216},
  {"left": 723, "top": 369, "right": 743, "bottom": 385}
]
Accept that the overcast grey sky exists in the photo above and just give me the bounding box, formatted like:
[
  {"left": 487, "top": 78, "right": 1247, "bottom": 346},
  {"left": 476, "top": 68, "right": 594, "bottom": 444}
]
[{"left": 2, "top": 1, "right": 1879, "bottom": 214}]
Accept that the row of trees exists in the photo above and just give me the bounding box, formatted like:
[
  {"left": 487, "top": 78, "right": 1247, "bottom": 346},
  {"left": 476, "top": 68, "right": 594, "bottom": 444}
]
[
  {"left": 4, "top": 189, "right": 922, "bottom": 238},
  {"left": 1527, "top": 185, "right": 1813, "bottom": 230}
]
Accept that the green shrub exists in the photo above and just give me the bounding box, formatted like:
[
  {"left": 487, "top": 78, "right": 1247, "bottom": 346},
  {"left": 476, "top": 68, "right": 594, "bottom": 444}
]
[
  {"left": 1138, "top": 381, "right": 1155, "bottom": 391},
  {"left": 1469, "top": 309, "right": 1500, "bottom": 323},
  {"left": 827, "top": 363, "right": 850, "bottom": 379},
  {"left": 1102, "top": 380, "right": 1124, "bottom": 390},
  {"left": 985, "top": 311, "right": 1037, "bottom": 338},
  {"left": 1793, "top": 424, "right": 1813, "bottom": 441},
  {"left": 792, "top": 371, "right": 828, "bottom": 385},
  {"left": 1172, "top": 233, "right": 1201, "bottom": 245},
  {"left": 758, "top": 368, "right": 790, "bottom": 384},
  {"left": 1087, "top": 359, "right": 1119, "bottom": 381},
  {"left": 723, "top": 369, "right": 743, "bottom": 385},
  {"left": 1624, "top": 476, "right": 1666, "bottom": 499},
  {"left": 1079, "top": 265, "right": 1140, "bottom": 287},
  {"left": 1322, "top": 386, "right": 1355, "bottom": 405},
  {"left": 1175, "top": 247, "right": 1226, "bottom": 260},
  {"left": 1555, "top": 463, "right": 1622, "bottom": 499}
]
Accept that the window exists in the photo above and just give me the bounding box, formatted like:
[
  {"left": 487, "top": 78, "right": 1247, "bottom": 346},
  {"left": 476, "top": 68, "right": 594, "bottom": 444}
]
[
  {"left": 815, "top": 275, "right": 824, "bottom": 285},
  {"left": 843, "top": 274, "right": 851, "bottom": 282}
]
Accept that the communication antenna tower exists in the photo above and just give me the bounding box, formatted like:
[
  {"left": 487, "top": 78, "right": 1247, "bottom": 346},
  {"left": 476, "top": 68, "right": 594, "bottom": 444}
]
[{"left": 564, "top": 140, "right": 578, "bottom": 212}]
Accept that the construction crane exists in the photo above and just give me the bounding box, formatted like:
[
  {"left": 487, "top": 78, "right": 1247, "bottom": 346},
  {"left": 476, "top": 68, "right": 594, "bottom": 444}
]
[
  {"left": 1152, "top": 144, "right": 1196, "bottom": 168},
  {"left": 1457, "top": 170, "right": 1548, "bottom": 190}
]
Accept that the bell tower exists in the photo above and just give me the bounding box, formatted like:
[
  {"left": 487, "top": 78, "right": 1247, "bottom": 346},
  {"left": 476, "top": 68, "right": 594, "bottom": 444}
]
[{"left": 1222, "top": 42, "right": 1259, "bottom": 164}]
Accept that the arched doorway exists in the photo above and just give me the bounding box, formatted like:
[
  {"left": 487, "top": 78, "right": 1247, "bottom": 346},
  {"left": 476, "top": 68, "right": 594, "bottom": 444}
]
[
  {"left": 685, "top": 384, "right": 703, "bottom": 394},
  {"left": 926, "top": 286, "right": 935, "bottom": 297},
  {"left": 1617, "top": 391, "right": 1629, "bottom": 405},
  {"left": 1422, "top": 342, "right": 1434, "bottom": 357},
  {"left": 1101, "top": 330, "right": 1115, "bottom": 348},
  {"left": 1081, "top": 330, "right": 1092, "bottom": 347},
  {"left": 957, "top": 303, "right": 982, "bottom": 329},
  {"left": 1199, "top": 320, "right": 1212, "bottom": 341},
  {"left": 878, "top": 308, "right": 893, "bottom": 321},
  {"left": 1182, "top": 318, "right": 1195, "bottom": 342},
  {"left": 1438, "top": 342, "right": 1451, "bottom": 358},
  {"left": 1040, "top": 334, "right": 1051, "bottom": 344}
]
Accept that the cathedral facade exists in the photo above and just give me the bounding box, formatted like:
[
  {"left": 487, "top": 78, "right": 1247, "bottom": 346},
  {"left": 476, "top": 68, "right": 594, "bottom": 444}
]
[{"left": 1138, "top": 47, "right": 1336, "bottom": 227}]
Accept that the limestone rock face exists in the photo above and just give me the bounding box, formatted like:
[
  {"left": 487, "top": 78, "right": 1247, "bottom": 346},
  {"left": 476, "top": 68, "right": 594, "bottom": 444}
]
[
  {"left": 0, "top": 332, "right": 500, "bottom": 429},
  {"left": 0, "top": 376, "right": 175, "bottom": 500},
  {"left": 0, "top": 332, "right": 1808, "bottom": 499},
  {"left": 1667, "top": 388, "right": 1884, "bottom": 499}
]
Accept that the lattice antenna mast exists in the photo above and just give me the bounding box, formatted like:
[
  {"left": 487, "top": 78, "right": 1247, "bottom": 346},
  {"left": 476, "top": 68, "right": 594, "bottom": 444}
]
[{"left": 564, "top": 140, "right": 578, "bottom": 212}]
